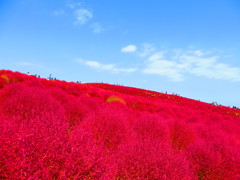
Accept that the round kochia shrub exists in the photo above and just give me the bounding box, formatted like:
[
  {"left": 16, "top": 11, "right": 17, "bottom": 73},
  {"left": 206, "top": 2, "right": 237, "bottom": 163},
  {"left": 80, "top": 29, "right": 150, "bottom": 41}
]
[
  {"left": 61, "top": 126, "right": 106, "bottom": 179},
  {"left": 186, "top": 137, "right": 240, "bottom": 179},
  {"left": 132, "top": 112, "right": 168, "bottom": 141},
  {"left": 169, "top": 120, "right": 195, "bottom": 151},
  {"left": 64, "top": 94, "right": 99, "bottom": 126},
  {"left": 81, "top": 104, "right": 133, "bottom": 151},
  {"left": 105, "top": 139, "right": 195, "bottom": 180},
  {"left": 0, "top": 83, "right": 65, "bottom": 120},
  {"left": 48, "top": 86, "right": 74, "bottom": 104},
  {"left": 0, "top": 108, "right": 68, "bottom": 179}
]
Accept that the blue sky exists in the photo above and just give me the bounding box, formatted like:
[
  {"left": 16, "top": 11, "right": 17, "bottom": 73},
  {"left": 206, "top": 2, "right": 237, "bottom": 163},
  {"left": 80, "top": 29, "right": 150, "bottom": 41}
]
[{"left": 1, "top": 0, "right": 240, "bottom": 107}]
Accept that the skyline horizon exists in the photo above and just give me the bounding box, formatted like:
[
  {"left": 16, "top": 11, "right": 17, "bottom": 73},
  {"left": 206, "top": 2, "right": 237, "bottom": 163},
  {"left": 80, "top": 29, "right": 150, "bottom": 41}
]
[{"left": 1, "top": 68, "right": 239, "bottom": 108}]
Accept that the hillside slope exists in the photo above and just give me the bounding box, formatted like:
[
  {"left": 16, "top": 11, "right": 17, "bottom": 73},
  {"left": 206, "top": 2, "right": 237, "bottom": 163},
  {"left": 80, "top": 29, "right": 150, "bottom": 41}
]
[{"left": 0, "top": 70, "right": 240, "bottom": 179}]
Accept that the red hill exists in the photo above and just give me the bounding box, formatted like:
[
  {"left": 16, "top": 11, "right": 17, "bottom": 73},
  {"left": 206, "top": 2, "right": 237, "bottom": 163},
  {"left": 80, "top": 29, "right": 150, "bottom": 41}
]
[{"left": 0, "top": 70, "right": 240, "bottom": 179}]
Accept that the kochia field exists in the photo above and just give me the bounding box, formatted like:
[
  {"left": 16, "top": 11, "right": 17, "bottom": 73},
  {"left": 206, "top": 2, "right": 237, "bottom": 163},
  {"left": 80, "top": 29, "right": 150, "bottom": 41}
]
[{"left": 0, "top": 70, "right": 240, "bottom": 179}]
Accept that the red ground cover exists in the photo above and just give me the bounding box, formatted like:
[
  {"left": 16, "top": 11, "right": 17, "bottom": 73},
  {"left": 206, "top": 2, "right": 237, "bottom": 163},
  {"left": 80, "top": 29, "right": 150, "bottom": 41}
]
[{"left": 0, "top": 70, "right": 240, "bottom": 179}]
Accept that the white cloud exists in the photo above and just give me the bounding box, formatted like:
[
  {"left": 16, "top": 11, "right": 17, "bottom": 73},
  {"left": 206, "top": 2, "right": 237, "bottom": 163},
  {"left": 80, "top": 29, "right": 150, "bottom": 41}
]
[
  {"left": 142, "top": 60, "right": 184, "bottom": 82},
  {"left": 188, "top": 61, "right": 240, "bottom": 81},
  {"left": 121, "top": 45, "right": 137, "bottom": 53},
  {"left": 74, "top": 8, "right": 93, "bottom": 25},
  {"left": 138, "top": 43, "right": 156, "bottom": 57},
  {"left": 142, "top": 48, "right": 240, "bottom": 82},
  {"left": 54, "top": 3, "right": 106, "bottom": 33},
  {"left": 77, "top": 59, "right": 137, "bottom": 73},
  {"left": 148, "top": 51, "right": 165, "bottom": 61},
  {"left": 84, "top": 60, "right": 115, "bottom": 70},
  {"left": 192, "top": 50, "right": 205, "bottom": 57},
  {"left": 91, "top": 22, "right": 104, "bottom": 33}
]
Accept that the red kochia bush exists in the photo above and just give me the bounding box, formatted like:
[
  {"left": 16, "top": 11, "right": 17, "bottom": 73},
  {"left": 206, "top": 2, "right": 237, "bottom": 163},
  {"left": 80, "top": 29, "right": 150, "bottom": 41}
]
[
  {"left": 169, "top": 121, "right": 195, "bottom": 151},
  {"left": 0, "top": 70, "right": 240, "bottom": 179},
  {"left": 0, "top": 104, "right": 68, "bottom": 179},
  {"left": 48, "top": 86, "right": 74, "bottom": 104},
  {"left": 0, "top": 81, "right": 69, "bottom": 179},
  {"left": 186, "top": 136, "right": 240, "bottom": 179},
  {"left": 0, "top": 75, "right": 8, "bottom": 88},
  {"left": 0, "top": 83, "right": 64, "bottom": 120},
  {"left": 81, "top": 104, "right": 132, "bottom": 151},
  {"left": 132, "top": 112, "right": 167, "bottom": 141},
  {"left": 106, "top": 139, "right": 195, "bottom": 180},
  {"left": 61, "top": 126, "right": 106, "bottom": 179},
  {"left": 64, "top": 94, "right": 100, "bottom": 127}
]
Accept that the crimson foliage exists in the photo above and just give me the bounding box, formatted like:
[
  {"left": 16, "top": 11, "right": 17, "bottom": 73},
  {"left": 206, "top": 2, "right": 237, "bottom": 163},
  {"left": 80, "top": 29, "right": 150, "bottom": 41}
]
[{"left": 0, "top": 70, "right": 240, "bottom": 179}]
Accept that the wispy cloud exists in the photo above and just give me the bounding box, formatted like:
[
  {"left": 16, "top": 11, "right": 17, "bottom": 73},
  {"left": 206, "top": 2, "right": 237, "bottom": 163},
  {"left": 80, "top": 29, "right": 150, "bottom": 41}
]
[
  {"left": 77, "top": 58, "right": 137, "bottom": 73},
  {"left": 137, "top": 43, "right": 156, "bottom": 57},
  {"left": 91, "top": 22, "right": 104, "bottom": 33},
  {"left": 148, "top": 51, "right": 165, "bottom": 61},
  {"left": 181, "top": 53, "right": 240, "bottom": 81},
  {"left": 121, "top": 45, "right": 137, "bottom": 53},
  {"left": 142, "top": 49, "right": 240, "bottom": 82},
  {"left": 53, "top": 2, "right": 106, "bottom": 33},
  {"left": 74, "top": 8, "right": 93, "bottom": 25},
  {"left": 142, "top": 59, "right": 184, "bottom": 81}
]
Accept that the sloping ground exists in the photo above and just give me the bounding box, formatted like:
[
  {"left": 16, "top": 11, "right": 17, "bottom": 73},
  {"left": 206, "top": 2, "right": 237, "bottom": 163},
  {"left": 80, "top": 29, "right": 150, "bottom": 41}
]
[{"left": 0, "top": 69, "right": 240, "bottom": 179}]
